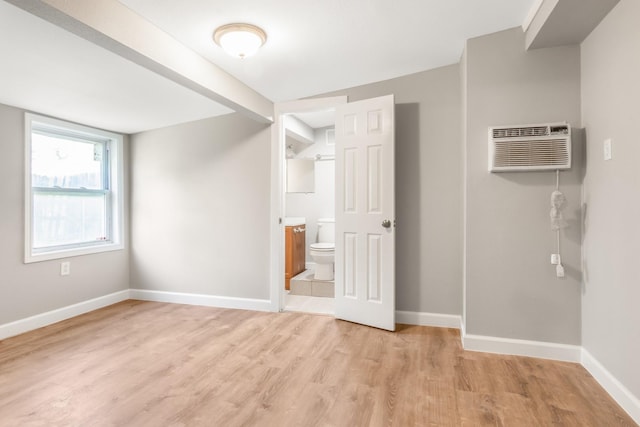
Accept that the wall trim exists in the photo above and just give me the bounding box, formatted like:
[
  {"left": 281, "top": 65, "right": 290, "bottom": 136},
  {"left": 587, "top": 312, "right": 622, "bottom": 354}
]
[
  {"left": 396, "top": 310, "right": 462, "bottom": 329},
  {"left": 129, "top": 289, "right": 272, "bottom": 312},
  {"left": 582, "top": 348, "right": 640, "bottom": 424},
  {"left": 0, "top": 289, "right": 130, "bottom": 340},
  {"left": 462, "top": 333, "right": 582, "bottom": 363}
]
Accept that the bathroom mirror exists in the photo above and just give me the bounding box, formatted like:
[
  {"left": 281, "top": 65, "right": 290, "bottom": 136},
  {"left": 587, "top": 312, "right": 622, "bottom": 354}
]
[{"left": 286, "top": 158, "right": 315, "bottom": 193}]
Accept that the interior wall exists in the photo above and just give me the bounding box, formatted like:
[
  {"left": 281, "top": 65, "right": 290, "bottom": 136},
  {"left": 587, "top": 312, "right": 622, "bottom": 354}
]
[
  {"left": 581, "top": 0, "right": 640, "bottom": 399},
  {"left": 0, "top": 102, "right": 129, "bottom": 325},
  {"left": 129, "top": 113, "right": 271, "bottom": 299},
  {"left": 463, "top": 28, "right": 583, "bottom": 344},
  {"left": 285, "top": 127, "right": 335, "bottom": 262},
  {"left": 130, "top": 66, "right": 462, "bottom": 315},
  {"left": 322, "top": 65, "right": 463, "bottom": 315}
]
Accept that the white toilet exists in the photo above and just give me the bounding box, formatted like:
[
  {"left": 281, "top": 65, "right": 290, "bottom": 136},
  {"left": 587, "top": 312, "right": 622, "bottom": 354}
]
[{"left": 310, "top": 218, "right": 335, "bottom": 281}]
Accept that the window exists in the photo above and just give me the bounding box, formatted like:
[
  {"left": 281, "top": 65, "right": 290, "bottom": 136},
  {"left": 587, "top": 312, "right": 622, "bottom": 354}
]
[{"left": 25, "top": 113, "right": 124, "bottom": 262}]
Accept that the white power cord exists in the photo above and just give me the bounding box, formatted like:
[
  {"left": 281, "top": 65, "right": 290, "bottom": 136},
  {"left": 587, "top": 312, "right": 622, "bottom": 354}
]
[{"left": 552, "top": 170, "right": 565, "bottom": 278}]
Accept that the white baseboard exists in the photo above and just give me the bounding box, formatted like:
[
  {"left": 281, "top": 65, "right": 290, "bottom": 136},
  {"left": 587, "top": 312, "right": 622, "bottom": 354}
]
[
  {"left": 372, "top": 311, "right": 583, "bottom": 367},
  {"left": 460, "top": 317, "right": 466, "bottom": 337},
  {"left": 582, "top": 348, "right": 640, "bottom": 424},
  {"left": 129, "top": 289, "right": 272, "bottom": 312},
  {"left": 462, "top": 333, "right": 582, "bottom": 363},
  {"left": 0, "top": 289, "right": 130, "bottom": 340},
  {"left": 396, "top": 310, "right": 462, "bottom": 329}
]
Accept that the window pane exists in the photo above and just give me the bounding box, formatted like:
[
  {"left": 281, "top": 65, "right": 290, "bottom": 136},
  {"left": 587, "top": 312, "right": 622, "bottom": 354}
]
[
  {"left": 31, "top": 134, "right": 104, "bottom": 190},
  {"left": 32, "top": 193, "right": 107, "bottom": 249}
]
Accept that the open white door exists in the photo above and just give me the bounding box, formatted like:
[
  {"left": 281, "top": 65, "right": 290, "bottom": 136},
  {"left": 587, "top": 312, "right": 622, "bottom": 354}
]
[{"left": 335, "top": 94, "right": 395, "bottom": 331}]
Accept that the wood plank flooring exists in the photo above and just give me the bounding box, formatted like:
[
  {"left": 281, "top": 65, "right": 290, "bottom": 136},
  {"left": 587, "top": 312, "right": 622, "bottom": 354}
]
[{"left": 0, "top": 300, "right": 635, "bottom": 426}]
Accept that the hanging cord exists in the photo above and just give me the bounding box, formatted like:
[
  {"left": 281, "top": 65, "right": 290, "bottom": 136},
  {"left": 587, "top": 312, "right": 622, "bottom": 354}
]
[
  {"left": 556, "top": 169, "right": 561, "bottom": 255},
  {"left": 556, "top": 169, "right": 560, "bottom": 254},
  {"left": 555, "top": 169, "right": 565, "bottom": 277}
]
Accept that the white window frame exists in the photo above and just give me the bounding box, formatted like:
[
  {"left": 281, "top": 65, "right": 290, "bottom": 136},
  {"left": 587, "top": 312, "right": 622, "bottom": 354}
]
[{"left": 24, "top": 113, "right": 125, "bottom": 263}]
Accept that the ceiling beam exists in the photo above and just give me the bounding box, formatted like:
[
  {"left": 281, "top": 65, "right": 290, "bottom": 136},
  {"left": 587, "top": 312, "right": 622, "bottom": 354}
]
[
  {"left": 522, "top": 0, "right": 544, "bottom": 32},
  {"left": 6, "top": 0, "right": 274, "bottom": 124},
  {"left": 284, "top": 115, "right": 314, "bottom": 145},
  {"left": 525, "top": 0, "right": 620, "bottom": 50}
]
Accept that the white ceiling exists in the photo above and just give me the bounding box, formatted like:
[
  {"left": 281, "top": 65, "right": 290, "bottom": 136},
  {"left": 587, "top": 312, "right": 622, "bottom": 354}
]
[
  {"left": 0, "top": 1, "right": 231, "bottom": 134},
  {"left": 0, "top": 0, "right": 537, "bottom": 133},
  {"left": 119, "top": 0, "right": 537, "bottom": 102},
  {"left": 292, "top": 110, "right": 336, "bottom": 130}
]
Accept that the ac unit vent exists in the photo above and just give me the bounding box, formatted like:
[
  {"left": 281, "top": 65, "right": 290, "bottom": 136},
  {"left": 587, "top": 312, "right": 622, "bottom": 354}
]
[
  {"left": 492, "top": 126, "right": 548, "bottom": 139},
  {"left": 489, "top": 123, "right": 571, "bottom": 172}
]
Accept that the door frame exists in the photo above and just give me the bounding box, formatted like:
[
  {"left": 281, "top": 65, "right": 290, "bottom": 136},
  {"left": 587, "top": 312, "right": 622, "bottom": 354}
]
[{"left": 269, "top": 96, "right": 348, "bottom": 312}]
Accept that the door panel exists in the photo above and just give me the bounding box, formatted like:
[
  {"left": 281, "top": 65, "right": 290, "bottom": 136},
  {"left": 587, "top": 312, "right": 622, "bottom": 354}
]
[
  {"left": 335, "top": 94, "right": 395, "bottom": 331},
  {"left": 367, "top": 145, "right": 382, "bottom": 213},
  {"left": 344, "top": 233, "right": 357, "bottom": 297},
  {"left": 343, "top": 148, "right": 358, "bottom": 213},
  {"left": 367, "top": 234, "right": 381, "bottom": 302}
]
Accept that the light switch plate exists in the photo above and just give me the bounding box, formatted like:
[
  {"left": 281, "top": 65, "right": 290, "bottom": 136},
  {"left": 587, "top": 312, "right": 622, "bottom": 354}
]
[{"left": 60, "top": 261, "right": 70, "bottom": 276}]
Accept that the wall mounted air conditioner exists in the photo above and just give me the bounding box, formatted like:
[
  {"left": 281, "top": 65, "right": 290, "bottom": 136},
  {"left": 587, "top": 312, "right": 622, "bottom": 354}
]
[{"left": 488, "top": 123, "right": 571, "bottom": 172}]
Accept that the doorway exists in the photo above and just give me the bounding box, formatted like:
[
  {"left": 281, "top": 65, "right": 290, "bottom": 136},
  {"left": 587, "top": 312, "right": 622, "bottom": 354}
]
[
  {"left": 270, "top": 95, "right": 397, "bottom": 331},
  {"left": 270, "top": 97, "right": 346, "bottom": 315}
]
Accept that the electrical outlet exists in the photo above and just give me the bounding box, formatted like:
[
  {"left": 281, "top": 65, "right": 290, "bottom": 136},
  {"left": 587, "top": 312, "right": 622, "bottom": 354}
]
[
  {"left": 604, "top": 138, "right": 612, "bottom": 161},
  {"left": 60, "top": 262, "right": 71, "bottom": 276},
  {"left": 550, "top": 254, "right": 560, "bottom": 265}
]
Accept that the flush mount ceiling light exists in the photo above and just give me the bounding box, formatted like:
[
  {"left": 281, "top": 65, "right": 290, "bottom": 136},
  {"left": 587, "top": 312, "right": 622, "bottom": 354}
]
[{"left": 213, "top": 23, "right": 267, "bottom": 59}]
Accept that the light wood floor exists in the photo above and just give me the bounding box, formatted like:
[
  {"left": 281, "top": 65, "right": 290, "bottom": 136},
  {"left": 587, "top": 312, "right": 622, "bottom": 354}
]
[{"left": 0, "top": 300, "right": 635, "bottom": 427}]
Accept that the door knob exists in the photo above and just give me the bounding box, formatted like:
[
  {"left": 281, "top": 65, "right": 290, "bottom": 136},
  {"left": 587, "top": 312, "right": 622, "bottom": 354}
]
[{"left": 382, "top": 219, "right": 391, "bottom": 228}]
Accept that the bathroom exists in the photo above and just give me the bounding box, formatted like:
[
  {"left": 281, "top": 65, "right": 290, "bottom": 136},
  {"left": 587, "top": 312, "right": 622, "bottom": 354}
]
[{"left": 283, "top": 110, "right": 335, "bottom": 314}]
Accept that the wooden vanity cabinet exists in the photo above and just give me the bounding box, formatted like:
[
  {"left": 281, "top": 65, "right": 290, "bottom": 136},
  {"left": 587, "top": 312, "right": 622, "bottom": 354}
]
[{"left": 285, "top": 225, "right": 306, "bottom": 290}]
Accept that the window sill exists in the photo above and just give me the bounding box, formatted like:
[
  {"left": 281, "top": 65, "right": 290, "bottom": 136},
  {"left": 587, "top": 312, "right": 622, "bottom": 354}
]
[{"left": 24, "top": 242, "right": 124, "bottom": 264}]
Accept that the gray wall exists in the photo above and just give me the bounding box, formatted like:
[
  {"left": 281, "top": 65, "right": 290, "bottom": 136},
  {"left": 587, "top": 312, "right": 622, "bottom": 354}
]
[
  {"left": 129, "top": 113, "right": 272, "bottom": 299},
  {"left": 463, "top": 28, "right": 583, "bottom": 344},
  {"left": 581, "top": 0, "right": 640, "bottom": 398},
  {"left": 0, "top": 103, "right": 129, "bottom": 325},
  {"left": 324, "top": 65, "right": 463, "bottom": 315},
  {"left": 129, "top": 66, "right": 463, "bottom": 316}
]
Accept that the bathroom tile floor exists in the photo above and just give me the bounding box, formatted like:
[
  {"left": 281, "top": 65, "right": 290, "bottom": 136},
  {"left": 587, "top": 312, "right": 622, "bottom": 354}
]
[
  {"left": 290, "top": 270, "right": 335, "bottom": 297},
  {"left": 284, "top": 294, "right": 334, "bottom": 315}
]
